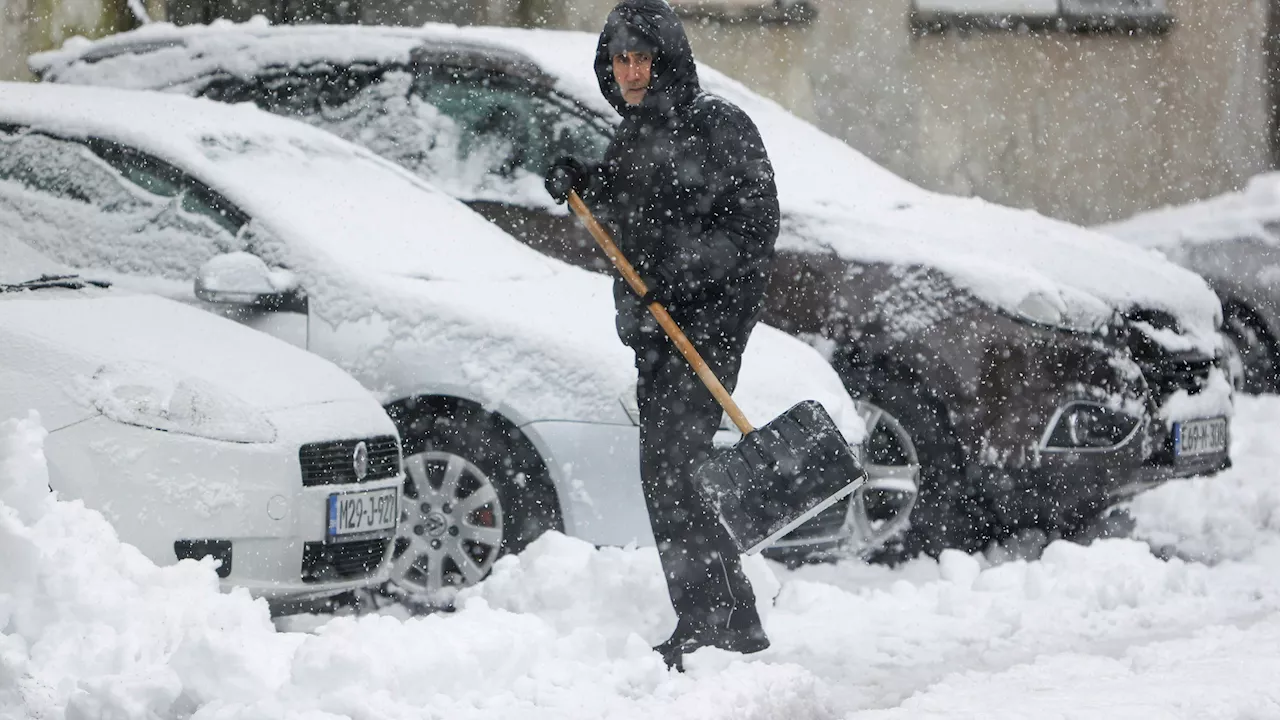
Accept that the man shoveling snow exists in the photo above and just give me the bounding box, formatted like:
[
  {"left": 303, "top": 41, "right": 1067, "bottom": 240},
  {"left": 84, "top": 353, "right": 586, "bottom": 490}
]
[{"left": 544, "top": 0, "right": 781, "bottom": 671}]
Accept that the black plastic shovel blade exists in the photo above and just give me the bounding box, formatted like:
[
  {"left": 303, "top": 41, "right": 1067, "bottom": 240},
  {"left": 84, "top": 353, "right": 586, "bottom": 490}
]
[{"left": 693, "top": 400, "right": 868, "bottom": 555}]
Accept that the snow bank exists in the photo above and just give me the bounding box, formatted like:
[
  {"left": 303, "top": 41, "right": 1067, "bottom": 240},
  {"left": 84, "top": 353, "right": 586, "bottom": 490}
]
[
  {"left": 1128, "top": 395, "right": 1280, "bottom": 562},
  {"left": 0, "top": 414, "right": 823, "bottom": 720},
  {"left": 7, "top": 404, "right": 1280, "bottom": 719},
  {"left": 0, "top": 412, "right": 295, "bottom": 719}
]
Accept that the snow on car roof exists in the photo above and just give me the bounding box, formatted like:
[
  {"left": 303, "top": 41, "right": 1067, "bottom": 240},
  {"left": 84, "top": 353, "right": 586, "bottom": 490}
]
[
  {"left": 0, "top": 80, "right": 558, "bottom": 284},
  {"left": 1100, "top": 173, "right": 1280, "bottom": 249},
  {"left": 33, "top": 21, "right": 1222, "bottom": 339}
]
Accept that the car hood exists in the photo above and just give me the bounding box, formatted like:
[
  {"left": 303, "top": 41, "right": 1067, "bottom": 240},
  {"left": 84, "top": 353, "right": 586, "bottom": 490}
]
[{"left": 0, "top": 291, "right": 375, "bottom": 414}]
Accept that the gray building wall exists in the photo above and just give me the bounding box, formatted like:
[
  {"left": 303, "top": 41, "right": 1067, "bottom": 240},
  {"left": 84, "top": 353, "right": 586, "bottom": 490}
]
[
  {"left": 509, "top": 0, "right": 1274, "bottom": 226},
  {"left": 5, "top": 0, "right": 1270, "bottom": 225}
]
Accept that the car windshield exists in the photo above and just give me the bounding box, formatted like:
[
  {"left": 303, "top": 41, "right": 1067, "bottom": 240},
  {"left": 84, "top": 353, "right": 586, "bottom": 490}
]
[{"left": 194, "top": 132, "right": 559, "bottom": 282}]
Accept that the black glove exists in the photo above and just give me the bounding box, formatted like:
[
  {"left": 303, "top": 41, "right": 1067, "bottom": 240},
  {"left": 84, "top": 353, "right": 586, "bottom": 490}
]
[{"left": 544, "top": 156, "right": 589, "bottom": 205}]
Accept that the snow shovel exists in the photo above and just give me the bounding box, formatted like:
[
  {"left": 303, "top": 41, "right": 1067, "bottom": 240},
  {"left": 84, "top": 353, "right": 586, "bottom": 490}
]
[{"left": 567, "top": 191, "right": 868, "bottom": 554}]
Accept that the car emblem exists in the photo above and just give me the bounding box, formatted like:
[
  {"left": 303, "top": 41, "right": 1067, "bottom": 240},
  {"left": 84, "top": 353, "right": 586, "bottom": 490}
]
[{"left": 353, "top": 441, "right": 369, "bottom": 481}]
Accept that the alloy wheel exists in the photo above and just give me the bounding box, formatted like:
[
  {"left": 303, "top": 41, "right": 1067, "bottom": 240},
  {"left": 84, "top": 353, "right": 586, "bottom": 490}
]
[
  {"left": 848, "top": 400, "right": 921, "bottom": 551},
  {"left": 390, "top": 451, "right": 505, "bottom": 597}
]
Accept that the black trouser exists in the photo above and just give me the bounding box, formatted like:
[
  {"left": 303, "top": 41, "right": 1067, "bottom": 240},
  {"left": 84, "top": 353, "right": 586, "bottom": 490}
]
[{"left": 633, "top": 329, "right": 763, "bottom": 638}]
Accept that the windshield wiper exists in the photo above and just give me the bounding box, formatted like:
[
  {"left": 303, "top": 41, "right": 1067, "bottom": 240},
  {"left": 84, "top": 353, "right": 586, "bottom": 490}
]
[{"left": 0, "top": 274, "right": 113, "bottom": 293}]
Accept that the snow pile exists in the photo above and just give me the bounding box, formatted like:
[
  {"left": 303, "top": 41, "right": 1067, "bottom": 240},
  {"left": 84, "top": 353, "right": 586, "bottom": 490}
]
[
  {"left": 0, "top": 413, "right": 294, "bottom": 719},
  {"left": 0, "top": 414, "right": 824, "bottom": 720},
  {"left": 7, "top": 405, "right": 1280, "bottom": 718},
  {"left": 1129, "top": 395, "right": 1280, "bottom": 562}
]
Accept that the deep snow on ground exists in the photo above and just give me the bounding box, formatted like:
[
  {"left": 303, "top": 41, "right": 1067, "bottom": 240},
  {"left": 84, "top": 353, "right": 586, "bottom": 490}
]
[{"left": 4, "top": 399, "right": 1280, "bottom": 719}]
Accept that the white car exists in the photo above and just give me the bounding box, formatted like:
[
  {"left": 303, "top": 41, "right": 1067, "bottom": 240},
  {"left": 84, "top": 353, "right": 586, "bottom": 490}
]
[
  {"left": 0, "top": 236, "right": 403, "bottom": 607},
  {"left": 0, "top": 81, "right": 877, "bottom": 598}
]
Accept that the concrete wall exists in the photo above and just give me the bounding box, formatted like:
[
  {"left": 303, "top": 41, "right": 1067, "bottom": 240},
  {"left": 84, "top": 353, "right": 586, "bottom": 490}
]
[{"left": 499, "top": 0, "right": 1273, "bottom": 225}]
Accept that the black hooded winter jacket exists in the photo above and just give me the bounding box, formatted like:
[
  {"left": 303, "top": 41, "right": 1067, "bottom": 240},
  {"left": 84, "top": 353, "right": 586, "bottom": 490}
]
[{"left": 582, "top": 0, "right": 781, "bottom": 349}]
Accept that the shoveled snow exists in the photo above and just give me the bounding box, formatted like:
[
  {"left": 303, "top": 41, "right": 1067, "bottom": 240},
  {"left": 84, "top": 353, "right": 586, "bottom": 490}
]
[
  {"left": 32, "top": 21, "right": 1225, "bottom": 346},
  {"left": 5, "top": 395, "right": 1280, "bottom": 718}
]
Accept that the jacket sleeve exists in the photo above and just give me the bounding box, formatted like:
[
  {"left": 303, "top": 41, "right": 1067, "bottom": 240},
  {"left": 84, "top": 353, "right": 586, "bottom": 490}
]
[
  {"left": 577, "top": 149, "right": 618, "bottom": 226},
  {"left": 664, "top": 102, "right": 780, "bottom": 291}
]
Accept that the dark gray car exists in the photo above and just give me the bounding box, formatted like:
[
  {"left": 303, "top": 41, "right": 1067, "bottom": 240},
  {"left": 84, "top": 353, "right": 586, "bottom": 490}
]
[
  {"left": 1100, "top": 176, "right": 1280, "bottom": 396},
  {"left": 33, "top": 22, "right": 1235, "bottom": 558}
]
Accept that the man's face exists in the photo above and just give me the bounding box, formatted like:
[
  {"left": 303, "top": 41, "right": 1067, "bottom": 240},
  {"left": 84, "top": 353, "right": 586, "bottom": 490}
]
[{"left": 612, "top": 51, "right": 653, "bottom": 106}]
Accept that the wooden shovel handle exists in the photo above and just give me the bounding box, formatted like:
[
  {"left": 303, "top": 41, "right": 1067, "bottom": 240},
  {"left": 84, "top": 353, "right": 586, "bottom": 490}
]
[{"left": 568, "top": 191, "right": 756, "bottom": 435}]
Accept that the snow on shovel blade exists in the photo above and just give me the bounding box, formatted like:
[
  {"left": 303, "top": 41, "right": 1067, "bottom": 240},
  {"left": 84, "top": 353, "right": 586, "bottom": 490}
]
[{"left": 694, "top": 399, "right": 868, "bottom": 555}]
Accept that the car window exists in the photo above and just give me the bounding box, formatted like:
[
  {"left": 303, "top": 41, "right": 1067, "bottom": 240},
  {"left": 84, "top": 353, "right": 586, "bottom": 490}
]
[
  {"left": 207, "top": 65, "right": 611, "bottom": 206},
  {"left": 411, "top": 67, "right": 612, "bottom": 181},
  {"left": 0, "top": 127, "right": 149, "bottom": 209},
  {"left": 87, "top": 139, "right": 247, "bottom": 236},
  {"left": 0, "top": 126, "right": 245, "bottom": 280}
]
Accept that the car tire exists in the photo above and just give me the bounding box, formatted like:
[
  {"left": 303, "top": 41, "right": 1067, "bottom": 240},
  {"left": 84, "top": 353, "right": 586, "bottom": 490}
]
[
  {"left": 1221, "top": 302, "right": 1280, "bottom": 394},
  {"left": 384, "top": 398, "right": 562, "bottom": 602},
  {"left": 853, "top": 372, "right": 995, "bottom": 561}
]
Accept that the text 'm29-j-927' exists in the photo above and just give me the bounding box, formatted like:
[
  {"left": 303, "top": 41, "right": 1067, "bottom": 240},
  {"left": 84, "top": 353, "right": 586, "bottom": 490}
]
[
  {"left": 0, "top": 80, "right": 890, "bottom": 601},
  {"left": 31, "top": 20, "right": 1235, "bottom": 556},
  {"left": 0, "top": 236, "right": 404, "bottom": 608}
]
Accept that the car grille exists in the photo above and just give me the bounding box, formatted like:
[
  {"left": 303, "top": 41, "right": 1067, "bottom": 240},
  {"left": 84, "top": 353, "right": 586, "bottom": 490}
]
[
  {"left": 299, "top": 435, "right": 400, "bottom": 487},
  {"left": 301, "top": 538, "right": 389, "bottom": 584},
  {"left": 1124, "top": 308, "right": 1214, "bottom": 399},
  {"left": 1144, "top": 356, "right": 1214, "bottom": 398}
]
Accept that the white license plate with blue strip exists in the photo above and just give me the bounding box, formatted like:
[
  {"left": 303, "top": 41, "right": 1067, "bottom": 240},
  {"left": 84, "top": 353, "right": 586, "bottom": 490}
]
[
  {"left": 1174, "top": 418, "right": 1228, "bottom": 457},
  {"left": 327, "top": 487, "right": 398, "bottom": 539}
]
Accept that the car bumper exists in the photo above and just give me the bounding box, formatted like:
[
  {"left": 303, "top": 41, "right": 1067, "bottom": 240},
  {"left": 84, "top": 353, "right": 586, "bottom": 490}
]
[
  {"left": 522, "top": 419, "right": 904, "bottom": 554},
  {"left": 977, "top": 411, "right": 1231, "bottom": 529},
  {"left": 43, "top": 401, "right": 401, "bottom": 602}
]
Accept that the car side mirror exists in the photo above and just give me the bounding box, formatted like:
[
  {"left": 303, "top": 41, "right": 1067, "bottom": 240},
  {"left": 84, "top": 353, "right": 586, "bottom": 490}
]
[{"left": 195, "top": 252, "right": 301, "bottom": 309}]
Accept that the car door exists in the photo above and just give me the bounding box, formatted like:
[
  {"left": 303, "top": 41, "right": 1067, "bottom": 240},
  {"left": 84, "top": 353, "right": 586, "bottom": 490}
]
[{"left": 0, "top": 126, "right": 309, "bottom": 348}]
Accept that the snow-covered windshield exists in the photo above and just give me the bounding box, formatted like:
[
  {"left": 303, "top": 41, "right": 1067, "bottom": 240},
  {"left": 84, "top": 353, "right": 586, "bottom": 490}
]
[{"left": 195, "top": 131, "right": 559, "bottom": 282}]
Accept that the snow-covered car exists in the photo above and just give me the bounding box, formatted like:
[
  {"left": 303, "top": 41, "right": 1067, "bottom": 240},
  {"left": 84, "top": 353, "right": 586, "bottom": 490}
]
[
  {"left": 0, "top": 235, "right": 403, "bottom": 607},
  {"left": 0, "top": 81, "right": 882, "bottom": 597},
  {"left": 30, "top": 20, "right": 1236, "bottom": 556},
  {"left": 1097, "top": 175, "right": 1280, "bottom": 395}
]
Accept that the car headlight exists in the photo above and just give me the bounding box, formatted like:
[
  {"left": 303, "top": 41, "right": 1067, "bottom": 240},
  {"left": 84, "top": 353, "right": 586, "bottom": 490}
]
[
  {"left": 1042, "top": 401, "right": 1141, "bottom": 450},
  {"left": 76, "top": 362, "right": 277, "bottom": 443},
  {"left": 1011, "top": 290, "right": 1110, "bottom": 333},
  {"left": 620, "top": 384, "right": 732, "bottom": 431}
]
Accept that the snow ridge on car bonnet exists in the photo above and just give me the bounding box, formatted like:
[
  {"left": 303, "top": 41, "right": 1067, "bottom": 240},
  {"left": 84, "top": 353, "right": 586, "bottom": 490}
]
[{"left": 33, "top": 20, "right": 1225, "bottom": 348}]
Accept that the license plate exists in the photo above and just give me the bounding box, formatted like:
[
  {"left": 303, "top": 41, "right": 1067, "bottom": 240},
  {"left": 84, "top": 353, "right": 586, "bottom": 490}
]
[
  {"left": 1174, "top": 417, "right": 1228, "bottom": 457},
  {"left": 327, "top": 487, "right": 398, "bottom": 539}
]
